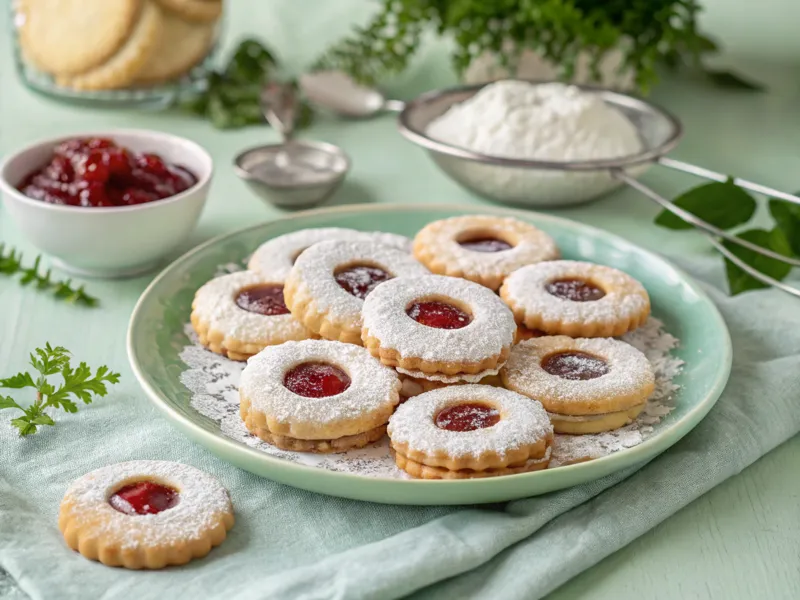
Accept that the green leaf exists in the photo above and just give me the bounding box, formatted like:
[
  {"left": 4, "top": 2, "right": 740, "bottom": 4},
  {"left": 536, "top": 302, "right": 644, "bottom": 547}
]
[
  {"left": 0, "top": 372, "right": 35, "bottom": 389},
  {"left": 31, "top": 413, "right": 55, "bottom": 426},
  {"left": 768, "top": 197, "right": 800, "bottom": 256},
  {"left": 0, "top": 396, "right": 21, "bottom": 410},
  {"left": 655, "top": 180, "right": 757, "bottom": 231},
  {"left": 706, "top": 70, "right": 764, "bottom": 91},
  {"left": 723, "top": 228, "right": 793, "bottom": 295},
  {"left": 10, "top": 416, "right": 36, "bottom": 436}
]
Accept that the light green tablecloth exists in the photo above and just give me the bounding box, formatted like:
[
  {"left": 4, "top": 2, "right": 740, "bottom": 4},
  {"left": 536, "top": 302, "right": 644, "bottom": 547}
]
[{"left": 1, "top": 2, "right": 799, "bottom": 599}]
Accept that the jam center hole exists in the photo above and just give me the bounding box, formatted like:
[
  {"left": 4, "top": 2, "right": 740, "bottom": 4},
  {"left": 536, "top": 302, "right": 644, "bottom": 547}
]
[
  {"left": 435, "top": 403, "right": 501, "bottom": 432},
  {"left": 109, "top": 481, "right": 179, "bottom": 516},
  {"left": 546, "top": 278, "right": 605, "bottom": 302},
  {"left": 284, "top": 362, "right": 351, "bottom": 398},
  {"left": 407, "top": 301, "right": 472, "bottom": 329},
  {"left": 458, "top": 237, "right": 513, "bottom": 253},
  {"left": 236, "top": 285, "right": 289, "bottom": 316},
  {"left": 541, "top": 351, "right": 609, "bottom": 380},
  {"left": 335, "top": 264, "right": 392, "bottom": 299}
]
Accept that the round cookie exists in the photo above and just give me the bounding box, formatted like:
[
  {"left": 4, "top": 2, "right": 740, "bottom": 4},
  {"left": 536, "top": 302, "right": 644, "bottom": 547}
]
[
  {"left": 59, "top": 461, "right": 234, "bottom": 569},
  {"left": 56, "top": 0, "right": 164, "bottom": 91},
  {"left": 135, "top": 8, "right": 215, "bottom": 84},
  {"left": 19, "top": 0, "right": 141, "bottom": 75},
  {"left": 413, "top": 215, "right": 559, "bottom": 290},
  {"left": 154, "top": 0, "right": 222, "bottom": 22}
]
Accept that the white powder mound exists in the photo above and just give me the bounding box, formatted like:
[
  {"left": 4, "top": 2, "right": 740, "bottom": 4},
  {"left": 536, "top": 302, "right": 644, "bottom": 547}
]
[
  {"left": 426, "top": 80, "right": 642, "bottom": 162},
  {"left": 180, "top": 304, "right": 683, "bottom": 478}
]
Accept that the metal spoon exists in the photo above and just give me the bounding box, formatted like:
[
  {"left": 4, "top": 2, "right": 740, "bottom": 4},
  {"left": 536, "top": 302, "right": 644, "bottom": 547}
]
[
  {"left": 299, "top": 71, "right": 405, "bottom": 118},
  {"left": 233, "top": 81, "right": 350, "bottom": 209}
]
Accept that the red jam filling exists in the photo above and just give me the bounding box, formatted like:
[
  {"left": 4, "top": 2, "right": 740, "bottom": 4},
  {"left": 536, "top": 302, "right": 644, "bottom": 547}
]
[
  {"left": 109, "top": 481, "right": 179, "bottom": 516},
  {"left": 546, "top": 278, "right": 605, "bottom": 302},
  {"left": 18, "top": 137, "right": 197, "bottom": 207},
  {"left": 407, "top": 301, "right": 471, "bottom": 329},
  {"left": 335, "top": 265, "right": 392, "bottom": 299},
  {"left": 435, "top": 403, "right": 501, "bottom": 432},
  {"left": 541, "top": 351, "right": 609, "bottom": 380},
  {"left": 458, "top": 237, "right": 513, "bottom": 253},
  {"left": 284, "top": 362, "right": 351, "bottom": 398},
  {"left": 235, "top": 285, "right": 289, "bottom": 316}
]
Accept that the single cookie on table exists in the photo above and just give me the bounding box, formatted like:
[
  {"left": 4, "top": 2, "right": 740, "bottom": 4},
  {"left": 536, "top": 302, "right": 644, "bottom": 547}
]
[
  {"left": 55, "top": 0, "right": 164, "bottom": 91},
  {"left": 284, "top": 240, "right": 428, "bottom": 345},
  {"left": 18, "top": 0, "right": 141, "bottom": 76},
  {"left": 154, "top": 0, "right": 222, "bottom": 22},
  {"left": 239, "top": 339, "right": 401, "bottom": 453},
  {"left": 388, "top": 385, "right": 553, "bottom": 479},
  {"left": 361, "top": 274, "right": 516, "bottom": 376},
  {"left": 501, "top": 336, "right": 655, "bottom": 434},
  {"left": 412, "top": 215, "right": 559, "bottom": 290},
  {"left": 59, "top": 461, "right": 234, "bottom": 569},
  {"left": 500, "top": 260, "right": 650, "bottom": 338},
  {"left": 191, "top": 271, "right": 314, "bottom": 361},
  {"left": 248, "top": 228, "right": 412, "bottom": 281},
  {"left": 134, "top": 7, "right": 215, "bottom": 84}
]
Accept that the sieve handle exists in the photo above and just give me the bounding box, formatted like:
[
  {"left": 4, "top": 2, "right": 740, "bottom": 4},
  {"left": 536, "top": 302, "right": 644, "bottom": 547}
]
[
  {"left": 658, "top": 157, "right": 800, "bottom": 206},
  {"left": 610, "top": 167, "right": 800, "bottom": 298}
]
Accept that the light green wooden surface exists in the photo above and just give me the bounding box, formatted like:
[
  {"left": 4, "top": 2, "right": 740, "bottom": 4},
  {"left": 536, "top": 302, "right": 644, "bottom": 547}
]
[{"left": 0, "top": 1, "right": 798, "bottom": 598}]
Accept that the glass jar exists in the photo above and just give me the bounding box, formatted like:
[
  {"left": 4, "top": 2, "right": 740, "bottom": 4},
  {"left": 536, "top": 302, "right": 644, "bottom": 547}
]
[{"left": 8, "top": 1, "right": 223, "bottom": 109}]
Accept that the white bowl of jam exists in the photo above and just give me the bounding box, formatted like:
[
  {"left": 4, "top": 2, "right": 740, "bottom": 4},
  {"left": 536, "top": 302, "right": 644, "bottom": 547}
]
[{"left": 0, "top": 129, "right": 213, "bottom": 278}]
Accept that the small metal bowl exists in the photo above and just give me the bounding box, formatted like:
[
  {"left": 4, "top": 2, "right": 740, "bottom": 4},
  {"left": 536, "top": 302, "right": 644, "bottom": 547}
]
[
  {"left": 234, "top": 140, "right": 350, "bottom": 209},
  {"left": 397, "top": 83, "right": 683, "bottom": 207}
]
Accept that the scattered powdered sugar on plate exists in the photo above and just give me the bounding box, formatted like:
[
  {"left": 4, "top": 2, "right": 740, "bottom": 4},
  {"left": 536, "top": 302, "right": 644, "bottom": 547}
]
[{"left": 179, "top": 314, "right": 682, "bottom": 478}]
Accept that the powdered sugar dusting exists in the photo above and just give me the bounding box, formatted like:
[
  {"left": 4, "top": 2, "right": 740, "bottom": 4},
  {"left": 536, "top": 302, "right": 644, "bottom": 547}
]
[
  {"left": 61, "top": 461, "right": 232, "bottom": 549},
  {"left": 180, "top": 314, "right": 682, "bottom": 477}
]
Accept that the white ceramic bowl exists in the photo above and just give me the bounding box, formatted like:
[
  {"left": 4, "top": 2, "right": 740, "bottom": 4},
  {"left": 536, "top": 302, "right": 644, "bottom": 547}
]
[{"left": 0, "top": 129, "right": 213, "bottom": 278}]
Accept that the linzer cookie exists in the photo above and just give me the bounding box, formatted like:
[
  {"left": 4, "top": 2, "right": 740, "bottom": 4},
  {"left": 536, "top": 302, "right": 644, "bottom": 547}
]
[
  {"left": 398, "top": 372, "right": 504, "bottom": 399},
  {"left": 361, "top": 275, "right": 516, "bottom": 376},
  {"left": 412, "top": 215, "right": 559, "bottom": 290},
  {"left": 154, "top": 0, "right": 222, "bottom": 22},
  {"left": 388, "top": 385, "right": 553, "bottom": 479},
  {"left": 248, "top": 228, "right": 412, "bottom": 281},
  {"left": 239, "top": 340, "right": 401, "bottom": 452},
  {"left": 191, "top": 271, "right": 314, "bottom": 361},
  {"left": 501, "top": 336, "right": 655, "bottom": 434},
  {"left": 59, "top": 461, "right": 234, "bottom": 569},
  {"left": 284, "top": 240, "right": 428, "bottom": 345},
  {"left": 500, "top": 260, "right": 650, "bottom": 337}
]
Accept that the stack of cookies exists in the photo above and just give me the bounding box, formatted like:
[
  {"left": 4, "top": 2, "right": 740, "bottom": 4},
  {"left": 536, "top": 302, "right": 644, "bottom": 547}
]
[
  {"left": 17, "top": 0, "right": 221, "bottom": 90},
  {"left": 190, "top": 214, "right": 657, "bottom": 479}
]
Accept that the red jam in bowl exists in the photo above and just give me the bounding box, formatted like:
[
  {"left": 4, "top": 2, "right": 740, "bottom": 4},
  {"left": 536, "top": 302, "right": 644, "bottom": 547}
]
[{"left": 17, "top": 137, "right": 198, "bottom": 207}]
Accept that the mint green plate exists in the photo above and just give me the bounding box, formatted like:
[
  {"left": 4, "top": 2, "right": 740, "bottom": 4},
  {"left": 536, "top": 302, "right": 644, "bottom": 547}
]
[{"left": 127, "top": 204, "right": 731, "bottom": 505}]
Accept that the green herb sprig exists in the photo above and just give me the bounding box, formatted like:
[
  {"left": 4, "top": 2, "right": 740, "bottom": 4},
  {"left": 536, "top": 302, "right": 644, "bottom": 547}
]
[
  {"left": 182, "top": 39, "right": 314, "bottom": 130},
  {"left": 654, "top": 181, "right": 799, "bottom": 295},
  {"left": 0, "top": 344, "right": 120, "bottom": 436},
  {"left": 0, "top": 244, "right": 98, "bottom": 306},
  {"left": 314, "top": 0, "right": 761, "bottom": 93}
]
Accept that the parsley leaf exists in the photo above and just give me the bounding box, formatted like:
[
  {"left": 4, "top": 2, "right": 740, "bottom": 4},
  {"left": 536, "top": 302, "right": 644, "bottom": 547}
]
[
  {"left": 655, "top": 180, "right": 757, "bottom": 230},
  {"left": 768, "top": 197, "right": 800, "bottom": 256},
  {"left": 723, "top": 228, "right": 793, "bottom": 295},
  {"left": 0, "top": 345, "right": 120, "bottom": 436}
]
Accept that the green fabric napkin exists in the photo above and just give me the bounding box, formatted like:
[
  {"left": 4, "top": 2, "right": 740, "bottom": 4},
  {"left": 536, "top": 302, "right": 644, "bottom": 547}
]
[{"left": 1, "top": 255, "right": 798, "bottom": 600}]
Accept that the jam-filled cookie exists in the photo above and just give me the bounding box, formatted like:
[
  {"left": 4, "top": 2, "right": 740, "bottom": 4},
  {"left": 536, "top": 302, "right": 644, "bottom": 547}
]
[
  {"left": 59, "top": 461, "right": 234, "bottom": 570},
  {"left": 361, "top": 274, "right": 516, "bottom": 376},
  {"left": 500, "top": 260, "right": 650, "bottom": 337},
  {"left": 388, "top": 385, "right": 553, "bottom": 479},
  {"left": 239, "top": 339, "right": 401, "bottom": 452},
  {"left": 412, "top": 215, "right": 559, "bottom": 290},
  {"left": 191, "top": 271, "right": 314, "bottom": 361},
  {"left": 248, "top": 228, "right": 412, "bottom": 281},
  {"left": 501, "top": 336, "right": 655, "bottom": 434},
  {"left": 284, "top": 240, "right": 428, "bottom": 345},
  {"left": 398, "top": 372, "right": 504, "bottom": 399}
]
